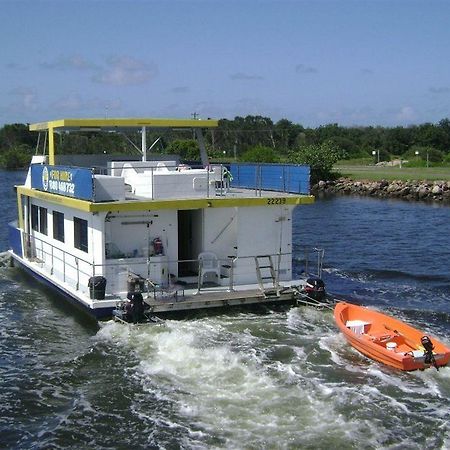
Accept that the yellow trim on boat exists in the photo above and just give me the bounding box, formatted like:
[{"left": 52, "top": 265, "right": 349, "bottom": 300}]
[
  {"left": 17, "top": 192, "right": 24, "bottom": 229},
  {"left": 29, "top": 118, "right": 218, "bottom": 131},
  {"left": 17, "top": 186, "right": 314, "bottom": 212},
  {"left": 17, "top": 186, "right": 93, "bottom": 212},
  {"left": 89, "top": 195, "right": 315, "bottom": 212}
]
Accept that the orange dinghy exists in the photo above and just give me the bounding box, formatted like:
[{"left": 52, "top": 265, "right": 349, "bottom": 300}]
[{"left": 334, "top": 302, "right": 450, "bottom": 371}]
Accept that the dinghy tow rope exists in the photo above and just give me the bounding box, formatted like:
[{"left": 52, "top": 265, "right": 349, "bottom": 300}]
[{"left": 292, "top": 286, "right": 336, "bottom": 310}]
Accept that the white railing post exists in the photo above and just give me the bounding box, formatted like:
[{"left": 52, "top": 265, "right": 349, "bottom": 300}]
[
  {"left": 151, "top": 167, "right": 154, "bottom": 200},
  {"left": 229, "top": 257, "right": 236, "bottom": 292},
  {"left": 197, "top": 258, "right": 202, "bottom": 294}
]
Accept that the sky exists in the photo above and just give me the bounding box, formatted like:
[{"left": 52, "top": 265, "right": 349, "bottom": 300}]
[{"left": 2, "top": 0, "right": 450, "bottom": 127}]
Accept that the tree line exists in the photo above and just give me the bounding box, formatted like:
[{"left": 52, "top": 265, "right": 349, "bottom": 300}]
[
  {"left": 1, "top": 116, "right": 450, "bottom": 181},
  {"left": 212, "top": 116, "right": 450, "bottom": 163}
]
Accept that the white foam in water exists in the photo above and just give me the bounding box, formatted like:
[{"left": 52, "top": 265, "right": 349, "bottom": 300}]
[
  {"left": 95, "top": 312, "right": 450, "bottom": 449},
  {"left": 96, "top": 318, "right": 367, "bottom": 448}
]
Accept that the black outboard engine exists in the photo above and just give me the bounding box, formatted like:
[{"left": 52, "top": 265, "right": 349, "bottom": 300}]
[
  {"left": 113, "top": 275, "right": 147, "bottom": 323},
  {"left": 421, "top": 335, "right": 438, "bottom": 370},
  {"left": 128, "top": 291, "right": 145, "bottom": 324},
  {"left": 304, "top": 277, "right": 326, "bottom": 301}
]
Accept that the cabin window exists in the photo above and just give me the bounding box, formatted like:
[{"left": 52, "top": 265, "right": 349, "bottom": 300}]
[
  {"left": 53, "top": 211, "right": 65, "bottom": 242},
  {"left": 39, "top": 207, "right": 48, "bottom": 235},
  {"left": 31, "top": 205, "right": 47, "bottom": 235},
  {"left": 74, "top": 217, "right": 88, "bottom": 253},
  {"left": 31, "top": 205, "right": 39, "bottom": 231}
]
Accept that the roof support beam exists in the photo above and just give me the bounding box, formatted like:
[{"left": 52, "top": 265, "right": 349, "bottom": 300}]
[
  {"left": 195, "top": 128, "right": 209, "bottom": 167},
  {"left": 48, "top": 126, "right": 55, "bottom": 165},
  {"left": 141, "top": 126, "right": 147, "bottom": 162}
]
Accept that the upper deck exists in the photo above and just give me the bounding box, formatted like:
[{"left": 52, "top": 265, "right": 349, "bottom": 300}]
[
  {"left": 22, "top": 117, "right": 313, "bottom": 213},
  {"left": 20, "top": 160, "right": 313, "bottom": 213}
]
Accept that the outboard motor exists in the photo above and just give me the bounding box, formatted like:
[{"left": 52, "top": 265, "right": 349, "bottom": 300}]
[
  {"left": 304, "top": 277, "right": 326, "bottom": 301},
  {"left": 127, "top": 275, "right": 145, "bottom": 293},
  {"left": 128, "top": 291, "right": 145, "bottom": 324},
  {"left": 421, "top": 335, "right": 438, "bottom": 370}
]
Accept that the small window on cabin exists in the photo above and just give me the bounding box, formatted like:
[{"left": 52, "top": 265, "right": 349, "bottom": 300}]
[
  {"left": 31, "top": 205, "right": 39, "bottom": 231},
  {"left": 74, "top": 217, "right": 88, "bottom": 253},
  {"left": 53, "top": 211, "right": 65, "bottom": 243},
  {"left": 39, "top": 207, "right": 48, "bottom": 235}
]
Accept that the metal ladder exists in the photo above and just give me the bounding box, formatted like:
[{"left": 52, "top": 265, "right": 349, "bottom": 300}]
[{"left": 254, "top": 255, "right": 279, "bottom": 296}]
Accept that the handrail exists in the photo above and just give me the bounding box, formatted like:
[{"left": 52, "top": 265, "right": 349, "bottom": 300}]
[
  {"left": 46, "top": 161, "right": 309, "bottom": 198},
  {"left": 297, "top": 246, "right": 324, "bottom": 278},
  {"left": 26, "top": 232, "right": 93, "bottom": 282},
  {"left": 22, "top": 231, "right": 324, "bottom": 297},
  {"left": 26, "top": 232, "right": 93, "bottom": 268}
]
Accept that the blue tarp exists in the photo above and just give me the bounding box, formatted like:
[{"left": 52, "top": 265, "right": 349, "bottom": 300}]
[{"left": 229, "top": 163, "right": 310, "bottom": 194}]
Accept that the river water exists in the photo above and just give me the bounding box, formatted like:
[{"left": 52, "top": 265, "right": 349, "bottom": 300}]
[{"left": 0, "top": 169, "right": 449, "bottom": 450}]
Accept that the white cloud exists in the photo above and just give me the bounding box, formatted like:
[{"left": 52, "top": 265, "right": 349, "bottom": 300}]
[
  {"left": 51, "top": 93, "right": 122, "bottom": 113},
  {"left": 395, "top": 106, "right": 416, "bottom": 122},
  {"left": 92, "top": 56, "right": 158, "bottom": 86},
  {"left": 39, "top": 54, "right": 158, "bottom": 86},
  {"left": 7, "top": 87, "right": 39, "bottom": 113}
]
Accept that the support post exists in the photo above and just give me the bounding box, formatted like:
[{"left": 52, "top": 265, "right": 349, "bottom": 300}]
[
  {"left": 48, "top": 126, "right": 55, "bottom": 165},
  {"left": 195, "top": 128, "right": 209, "bottom": 167},
  {"left": 142, "top": 126, "right": 147, "bottom": 162}
]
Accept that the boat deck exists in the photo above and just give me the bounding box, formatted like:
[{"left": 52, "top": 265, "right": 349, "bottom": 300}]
[
  {"left": 143, "top": 285, "right": 298, "bottom": 313},
  {"left": 126, "top": 186, "right": 310, "bottom": 202},
  {"left": 11, "top": 250, "right": 303, "bottom": 317}
]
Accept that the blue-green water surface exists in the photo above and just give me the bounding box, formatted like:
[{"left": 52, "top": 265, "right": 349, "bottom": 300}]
[{"left": 0, "top": 170, "right": 449, "bottom": 449}]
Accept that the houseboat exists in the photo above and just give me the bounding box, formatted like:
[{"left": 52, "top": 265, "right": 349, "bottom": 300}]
[{"left": 8, "top": 118, "right": 320, "bottom": 320}]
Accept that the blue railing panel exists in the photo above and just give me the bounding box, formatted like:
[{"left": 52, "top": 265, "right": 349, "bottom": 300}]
[{"left": 229, "top": 163, "right": 310, "bottom": 194}]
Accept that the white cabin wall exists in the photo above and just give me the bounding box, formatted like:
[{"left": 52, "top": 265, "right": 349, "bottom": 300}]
[
  {"left": 106, "top": 210, "right": 176, "bottom": 257},
  {"left": 27, "top": 199, "right": 98, "bottom": 296},
  {"left": 202, "top": 208, "right": 237, "bottom": 264},
  {"left": 235, "top": 206, "right": 294, "bottom": 284},
  {"left": 105, "top": 210, "right": 178, "bottom": 292},
  {"left": 91, "top": 213, "right": 106, "bottom": 271},
  {"left": 119, "top": 162, "right": 210, "bottom": 199}
]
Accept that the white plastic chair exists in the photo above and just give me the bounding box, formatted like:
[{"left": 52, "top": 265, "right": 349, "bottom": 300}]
[{"left": 198, "top": 251, "right": 220, "bottom": 285}]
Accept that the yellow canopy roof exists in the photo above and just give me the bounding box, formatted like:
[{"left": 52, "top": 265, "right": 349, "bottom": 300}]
[
  {"left": 28, "top": 117, "right": 218, "bottom": 165},
  {"left": 29, "top": 117, "right": 218, "bottom": 132}
]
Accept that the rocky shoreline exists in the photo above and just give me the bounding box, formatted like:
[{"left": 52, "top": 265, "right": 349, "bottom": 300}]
[{"left": 312, "top": 178, "right": 450, "bottom": 203}]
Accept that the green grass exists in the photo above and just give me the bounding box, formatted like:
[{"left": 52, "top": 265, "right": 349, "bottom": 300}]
[{"left": 334, "top": 164, "right": 450, "bottom": 181}]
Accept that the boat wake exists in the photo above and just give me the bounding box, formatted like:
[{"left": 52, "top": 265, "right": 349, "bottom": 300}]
[
  {"left": 0, "top": 250, "right": 12, "bottom": 267},
  {"left": 321, "top": 266, "right": 450, "bottom": 317},
  {"left": 323, "top": 265, "right": 450, "bottom": 286},
  {"left": 94, "top": 308, "right": 450, "bottom": 449}
]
